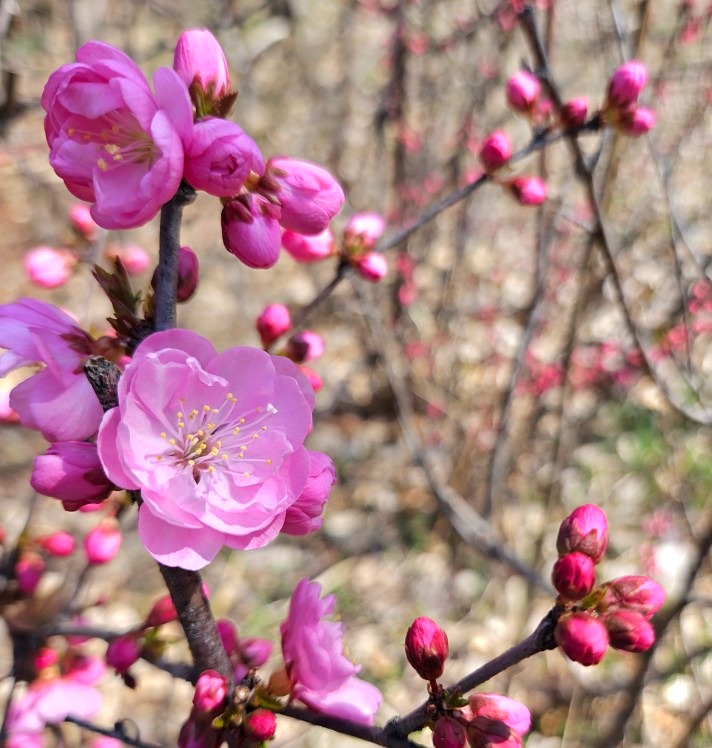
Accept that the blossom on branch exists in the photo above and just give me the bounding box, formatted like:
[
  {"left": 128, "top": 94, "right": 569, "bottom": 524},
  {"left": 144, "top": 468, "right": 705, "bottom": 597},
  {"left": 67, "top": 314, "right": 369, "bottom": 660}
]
[{"left": 97, "top": 330, "right": 332, "bottom": 570}]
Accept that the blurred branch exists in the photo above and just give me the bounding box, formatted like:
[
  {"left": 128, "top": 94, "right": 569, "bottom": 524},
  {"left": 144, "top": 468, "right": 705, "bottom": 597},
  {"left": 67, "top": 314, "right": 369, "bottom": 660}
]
[{"left": 64, "top": 715, "right": 162, "bottom": 748}]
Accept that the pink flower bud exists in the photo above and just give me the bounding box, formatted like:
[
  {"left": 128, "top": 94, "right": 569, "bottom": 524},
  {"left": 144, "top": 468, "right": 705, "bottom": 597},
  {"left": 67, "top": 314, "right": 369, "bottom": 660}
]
[
  {"left": 177, "top": 246, "right": 200, "bottom": 302},
  {"left": 69, "top": 203, "right": 99, "bottom": 241},
  {"left": 268, "top": 157, "right": 345, "bottom": 235},
  {"left": 607, "top": 60, "right": 648, "bottom": 109},
  {"left": 603, "top": 576, "right": 665, "bottom": 619},
  {"left": 508, "top": 176, "right": 548, "bottom": 206},
  {"left": 185, "top": 117, "right": 264, "bottom": 197},
  {"left": 34, "top": 646, "right": 59, "bottom": 671},
  {"left": 174, "top": 28, "right": 231, "bottom": 101},
  {"left": 555, "top": 612, "right": 609, "bottom": 666},
  {"left": 617, "top": 106, "right": 655, "bottom": 137},
  {"left": 603, "top": 609, "right": 655, "bottom": 652},
  {"left": 256, "top": 303, "right": 292, "bottom": 346},
  {"left": 556, "top": 504, "right": 608, "bottom": 563},
  {"left": 343, "top": 212, "right": 386, "bottom": 254},
  {"left": 433, "top": 715, "right": 466, "bottom": 748},
  {"left": 404, "top": 616, "right": 449, "bottom": 681},
  {"left": 215, "top": 619, "right": 240, "bottom": 658},
  {"left": 15, "top": 552, "right": 44, "bottom": 595},
  {"left": 240, "top": 637, "right": 273, "bottom": 668},
  {"left": 561, "top": 98, "right": 589, "bottom": 129},
  {"left": 506, "top": 71, "right": 540, "bottom": 112},
  {"left": 479, "top": 130, "right": 512, "bottom": 172},
  {"left": 221, "top": 195, "right": 282, "bottom": 269},
  {"left": 193, "top": 669, "right": 228, "bottom": 714},
  {"left": 84, "top": 520, "right": 122, "bottom": 565},
  {"left": 244, "top": 708, "right": 277, "bottom": 742},
  {"left": 23, "top": 246, "right": 74, "bottom": 288},
  {"left": 37, "top": 531, "right": 76, "bottom": 557},
  {"left": 106, "top": 635, "right": 141, "bottom": 674},
  {"left": 282, "top": 451, "right": 336, "bottom": 536},
  {"left": 285, "top": 330, "right": 325, "bottom": 364},
  {"left": 552, "top": 552, "right": 596, "bottom": 601},
  {"left": 31, "top": 441, "right": 114, "bottom": 509},
  {"left": 106, "top": 244, "right": 151, "bottom": 275},
  {"left": 145, "top": 595, "right": 178, "bottom": 627},
  {"left": 282, "top": 227, "right": 335, "bottom": 262},
  {"left": 467, "top": 693, "right": 531, "bottom": 746},
  {"left": 355, "top": 251, "right": 388, "bottom": 282},
  {"left": 299, "top": 365, "right": 323, "bottom": 392}
]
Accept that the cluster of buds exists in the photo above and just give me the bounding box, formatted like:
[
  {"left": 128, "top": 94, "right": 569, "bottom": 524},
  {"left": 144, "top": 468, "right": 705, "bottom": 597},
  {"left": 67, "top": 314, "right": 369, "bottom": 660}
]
[
  {"left": 602, "top": 60, "right": 656, "bottom": 137},
  {"left": 553, "top": 504, "right": 665, "bottom": 665},
  {"left": 404, "top": 617, "right": 531, "bottom": 747}
]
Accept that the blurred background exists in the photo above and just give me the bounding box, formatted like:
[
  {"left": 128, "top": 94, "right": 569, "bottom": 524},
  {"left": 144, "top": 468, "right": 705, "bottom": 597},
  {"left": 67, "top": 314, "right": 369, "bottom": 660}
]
[{"left": 1, "top": 0, "right": 711, "bottom": 745}]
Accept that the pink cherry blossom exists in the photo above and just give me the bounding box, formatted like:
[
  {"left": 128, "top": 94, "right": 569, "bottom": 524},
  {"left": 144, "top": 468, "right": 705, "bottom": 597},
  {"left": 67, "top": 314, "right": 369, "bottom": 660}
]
[
  {"left": 280, "top": 578, "right": 382, "bottom": 724},
  {"left": 185, "top": 117, "right": 264, "bottom": 197},
  {"left": 174, "top": 29, "right": 231, "bottom": 103},
  {"left": 222, "top": 194, "right": 282, "bottom": 269},
  {"left": 69, "top": 203, "right": 99, "bottom": 240},
  {"left": 267, "top": 157, "right": 345, "bottom": 235},
  {"left": 84, "top": 519, "right": 122, "bottom": 564},
  {"left": 466, "top": 693, "right": 531, "bottom": 746},
  {"left": 15, "top": 552, "right": 44, "bottom": 595},
  {"left": 603, "top": 575, "right": 666, "bottom": 619},
  {"left": 23, "top": 246, "right": 75, "bottom": 288},
  {"left": 282, "top": 227, "right": 335, "bottom": 262},
  {"left": 343, "top": 212, "right": 386, "bottom": 254},
  {"left": 193, "top": 670, "right": 228, "bottom": 713},
  {"left": 0, "top": 299, "right": 104, "bottom": 441},
  {"left": 282, "top": 450, "right": 336, "bottom": 536},
  {"left": 42, "top": 41, "right": 193, "bottom": 230},
  {"left": 97, "top": 330, "right": 326, "bottom": 570}
]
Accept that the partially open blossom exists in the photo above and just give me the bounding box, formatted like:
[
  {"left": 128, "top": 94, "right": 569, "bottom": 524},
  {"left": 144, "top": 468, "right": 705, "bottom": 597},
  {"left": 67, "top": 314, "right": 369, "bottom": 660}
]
[
  {"left": 42, "top": 41, "right": 193, "bottom": 229},
  {"left": 193, "top": 670, "right": 228, "bottom": 714},
  {"left": 506, "top": 71, "right": 540, "bottom": 112},
  {"left": 282, "top": 451, "right": 336, "bottom": 536},
  {"left": 31, "top": 441, "right": 114, "bottom": 509},
  {"left": 15, "top": 552, "right": 44, "bottom": 595},
  {"left": 467, "top": 693, "right": 531, "bottom": 748},
  {"left": 185, "top": 117, "right": 264, "bottom": 197},
  {"left": 222, "top": 194, "right": 282, "bottom": 269},
  {"left": 177, "top": 246, "right": 200, "bottom": 302},
  {"left": 281, "top": 578, "right": 382, "bottom": 724},
  {"left": 244, "top": 709, "right": 277, "bottom": 742},
  {"left": 24, "top": 246, "right": 75, "bottom": 289},
  {"left": 607, "top": 60, "right": 648, "bottom": 109},
  {"left": 602, "top": 576, "right": 665, "bottom": 619},
  {"left": 37, "top": 531, "right": 75, "bottom": 557},
  {"left": 552, "top": 552, "right": 596, "bottom": 601},
  {"left": 603, "top": 609, "right": 655, "bottom": 652},
  {"left": 174, "top": 29, "right": 231, "bottom": 112},
  {"left": 343, "top": 212, "right": 386, "bottom": 254},
  {"left": 479, "top": 131, "right": 512, "bottom": 172},
  {"left": 433, "top": 715, "right": 466, "bottom": 748},
  {"left": 354, "top": 252, "right": 388, "bottom": 282},
  {"left": 405, "top": 616, "right": 449, "bottom": 681},
  {"left": 285, "top": 330, "right": 325, "bottom": 364},
  {"left": 256, "top": 303, "right": 292, "bottom": 346},
  {"left": 106, "top": 244, "right": 151, "bottom": 275},
  {"left": 282, "top": 227, "right": 335, "bottom": 263},
  {"left": 616, "top": 106, "right": 655, "bottom": 137},
  {"left": 106, "top": 635, "right": 141, "bottom": 674},
  {"left": 508, "top": 176, "right": 548, "bottom": 206},
  {"left": 267, "top": 158, "right": 345, "bottom": 235},
  {"left": 0, "top": 299, "right": 104, "bottom": 441},
  {"left": 84, "top": 520, "right": 122, "bottom": 565},
  {"left": 97, "top": 330, "right": 326, "bottom": 570},
  {"left": 556, "top": 504, "right": 608, "bottom": 563},
  {"left": 555, "top": 612, "right": 609, "bottom": 666},
  {"left": 69, "top": 203, "right": 99, "bottom": 241},
  {"left": 561, "top": 98, "right": 589, "bottom": 129}
]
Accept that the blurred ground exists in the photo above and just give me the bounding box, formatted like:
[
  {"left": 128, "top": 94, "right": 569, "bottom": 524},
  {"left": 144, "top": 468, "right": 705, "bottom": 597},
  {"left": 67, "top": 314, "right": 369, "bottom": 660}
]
[{"left": 1, "top": 1, "right": 711, "bottom": 746}]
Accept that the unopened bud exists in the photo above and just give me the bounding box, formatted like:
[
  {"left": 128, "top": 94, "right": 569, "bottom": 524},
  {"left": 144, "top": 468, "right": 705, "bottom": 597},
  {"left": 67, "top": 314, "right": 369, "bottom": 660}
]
[
  {"left": 405, "top": 616, "right": 449, "bottom": 681},
  {"left": 106, "top": 635, "right": 141, "bottom": 674},
  {"left": 84, "top": 519, "right": 122, "bottom": 565},
  {"left": 561, "top": 98, "right": 589, "bottom": 129},
  {"left": 603, "top": 609, "right": 655, "bottom": 652},
  {"left": 479, "top": 131, "right": 512, "bottom": 172},
  {"left": 554, "top": 612, "right": 609, "bottom": 666},
  {"left": 552, "top": 552, "right": 596, "bottom": 601},
  {"left": 506, "top": 70, "right": 540, "bottom": 112},
  {"left": 145, "top": 594, "right": 178, "bottom": 627},
  {"left": 433, "top": 715, "right": 466, "bottom": 748},
  {"left": 602, "top": 576, "right": 665, "bottom": 619},
  {"left": 508, "top": 176, "right": 548, "bottom": 206},
  {"left": 244, "top": 709, "right": 277, "bottom": 742},
  {"left": 354, "top": 251, "right": 388, "bottom": 282},
  {"left": 256, "top": 303, "right": 292, "bottom": 346},
  {"left": 556, "top": 504, "right": 608, "bottom": 563},
  {"left": 607, "top": 60, "right": 648, "bottom": 109}
]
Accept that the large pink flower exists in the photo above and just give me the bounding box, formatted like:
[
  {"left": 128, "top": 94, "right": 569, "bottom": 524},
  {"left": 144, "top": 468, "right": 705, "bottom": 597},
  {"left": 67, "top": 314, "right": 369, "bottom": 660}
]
[
  {"left": 97, "top": 330, "right": 329, "bottom": 569},
  {"left": 42, "top": 41, "right": 193, "bottom": 229},
  {"left": 280, "top": 578, "right": 382, "bottom": 724},
  {"left": 0, "top": 299, "right": 103, "bottom": 441}
]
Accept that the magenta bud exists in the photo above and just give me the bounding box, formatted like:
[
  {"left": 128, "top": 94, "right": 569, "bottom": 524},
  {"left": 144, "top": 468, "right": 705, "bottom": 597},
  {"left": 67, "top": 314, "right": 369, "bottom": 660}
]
[
  {"left": 603, "top": 576, "right": 665, "bottom": 619},
  {"left": 343, "top": 212, "right": 386, "bottom": 255},
  {"left": 177, "top": 246, "right": 199, "bottom": 302},
  {"left": 23, "top": 246, "right": 74, "bottom": 289},
  {"left": 69, "top": 203, "right": 99, "bottom": 241},
  {"left": 34, "top": 647, "right": 59, "bottom": 672},
  {"left": 106, "top": 244, "right": 150, "bottom": 275},
  {"left": 552, "top": 552, "right": 596, "bottom": 601},
  {"left": 174, "top": 28, "right": 231, "bottom": 101},
  {"left": 244, "top": 708, "right": 277, "bottom": 742},
  {"left": 37, "top": 531, "right": 75, "bottom": 557},
  {"left": 555, "top": 612, "right": 609, "bottom": 666},
  {"left": 405, "top": 616, "right": 449, "bottom": 681},
  {"left": 256, "top": 303, "right": 292, "bottom": 346},
  {"left": 433, "top": 715, "right": 466, "bottom": 748},
  {"left": 240, "top": 637, "right": 273, "bottom": 668},
  {"left": 84, "top": 520, "right": 122, "bottom": 565},
  {"left": 354, "top": 251, "right": 388, "bottom": 282},
  {"left": 145, "top": 594, "right": 178, "bottom": 628},
  {"left": 603, "top": 609, "right": 655, "bottom": 652},
  {"left": 216, "top": 618, "right": 240, "bottom": 657},
  {"left": 285, "top": 330, "right": 325, "bottom": 364},
  {"left": 506, "top": 70, "right": 540, "bottom": 112},
  {"left": 467, "top": 693, "right": 531, "bottom": 744},
  {"left": 193, "top": 669, "right": 228, "bottom": 714},
  {"left": 556, "top": 504, "right": 608, "bottom": 563},
  {"left": 479, "top": 130, "right": 512, "bottom": 172},
  {"left": 106, "top": 635, "right": 141, "bottom": 674},
  {"left": 607, "top": 60, "right": 648, "bottom": 109},
  {"left": 507, "top": 176, "right": 548, "bottom": 206},
  {"left": 561, "top": 97, "right": 589, "bottom": 129},
  {"left": 617, "top": 106, "right": 655, "bottom": 137},
  {"left": 282, "top": 227, "right": 335, "bottom": 263},
  {"left": 15, "top": 552, "right": 44, "bottom": 595}
]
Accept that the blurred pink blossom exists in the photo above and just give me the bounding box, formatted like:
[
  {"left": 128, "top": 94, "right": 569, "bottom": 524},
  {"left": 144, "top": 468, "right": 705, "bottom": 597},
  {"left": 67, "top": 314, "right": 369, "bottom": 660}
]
[
  {"left": 15, "top": 552, "right": 44, "bottom": 595},
  {"left": 244, "top": 709, "right": 277, "bottom": 742},
  {"left": 617, "top": 106, "right": 655, "bottom": 137},
  {"left": 479, "top": 130, "right": 512, "bottom": 172},
  {"left": 343, "top": 212, "right": 386, "bottom": 254},
  {"left": 23, "top": 246, "right": 75, "bottom": 289},
  {"left": 282, "top": 227, "right": 335, "bottom": 262},
  {"left": 506, "top": 70, "right": 540, "bottom": 112},
  {"left": 285, "top": 330, "right": 325, "bottom": 363},
  {"left": 560, "top": 98, "right": 588, "bottom": 129},
  {"left": 106, "top": 635, "right": 141, "bottom": 674},
  {"left": 84, "top": 519, "right": 122, "bottom": 564},
  {"left": 106, "top": 244, "right": 151, "bottom": 275},
  {"left": 37, "top": 531, "right": 76, "bottom": 557},
  {"left": 256, "top": 303, "right": 292, "bottom": 346},
  {"left": 280, "top": 578, "right": 382, "bottom": 724},
  {"left": 508, "top": 176, "right": 547, "bottom": 206},
  {"left": 355, "top": 251, "right": 388, "bottom": 282},
  {"left": 607, "top": 60, "right": 648, "bottom": 109},
  {"left": 69, "top": 203, "right": 99, "bottom": 241}
]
